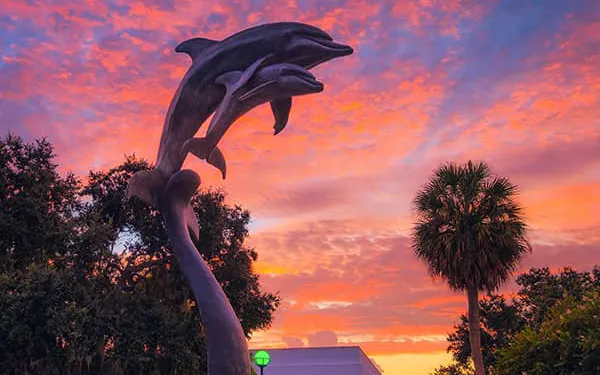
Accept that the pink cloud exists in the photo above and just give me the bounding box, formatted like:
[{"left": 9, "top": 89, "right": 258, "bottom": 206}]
[
  {"left": 282, "top": 336, "right": 305, "bottom": 347},
  {"left": 307, "top": 331, "right": 338, "bottom": 347}
]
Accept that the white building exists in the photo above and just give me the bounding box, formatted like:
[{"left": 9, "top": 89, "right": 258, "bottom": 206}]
[{"left": 249, "top": 346, "right": 383, "bottom": 375}]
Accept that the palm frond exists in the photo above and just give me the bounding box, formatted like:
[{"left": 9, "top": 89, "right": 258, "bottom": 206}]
[{"left": 410, "top": 161, "right": 531, "bottom": 292}]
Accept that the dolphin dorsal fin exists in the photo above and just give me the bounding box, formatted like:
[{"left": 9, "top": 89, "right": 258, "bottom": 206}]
[{"left": 175, "top": 37, "right": 218, "bottom": 61}]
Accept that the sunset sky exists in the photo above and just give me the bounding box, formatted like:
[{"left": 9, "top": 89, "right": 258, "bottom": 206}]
[{"left": 1, "top": 0, "right": 599, "bottom": 374}]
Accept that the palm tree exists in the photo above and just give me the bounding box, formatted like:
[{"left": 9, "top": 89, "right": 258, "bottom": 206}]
[{"left": 411, "top": 161, "right": 531, "bottom": 375}]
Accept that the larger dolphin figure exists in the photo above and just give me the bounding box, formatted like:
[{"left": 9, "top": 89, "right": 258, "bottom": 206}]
[
  {"left": 181, "top": 61, "right": 325, "bottom": 178},
  {"left": 125, "top": 22, "right": 353, "bottom": 237},
  {"left": 124, "top": 22, "right": 353, "bottom": 375}
]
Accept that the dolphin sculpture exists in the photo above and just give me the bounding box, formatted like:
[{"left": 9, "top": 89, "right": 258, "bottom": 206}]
[
  {"left": 125, "top": 22, "right": 353, "bottom": 238},
  {"left": 181, "top": 61, "right": 325, "bottom": 178}
]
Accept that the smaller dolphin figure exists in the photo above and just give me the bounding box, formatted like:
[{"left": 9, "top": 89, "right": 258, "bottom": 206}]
[{"left": 181, "top": 60, "right": 324, "bottom": 178}]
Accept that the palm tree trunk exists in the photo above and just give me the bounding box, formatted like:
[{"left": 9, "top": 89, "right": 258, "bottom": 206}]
[
  {"left": 467, "top": 285, "right": 486, "bottom": 375},
  {"left": 160, "top": 171, "right": 250, "bottom": 375}
]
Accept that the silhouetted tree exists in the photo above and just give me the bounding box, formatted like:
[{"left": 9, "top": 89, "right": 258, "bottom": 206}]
[
  {"left": 0, "top": 135, "right": 279, "bottom": 374},
  {"left": 412, "top": 161, "right": 531, "bottom": 375},
  {"left": 496, "top": 286, "right": 600, "bottom": 374},
  {"left": 432, "top": 266, "right": 600, "bottom": 374},
  {"left": 0, "top": 134, "right": 80, "bottom": 269}
]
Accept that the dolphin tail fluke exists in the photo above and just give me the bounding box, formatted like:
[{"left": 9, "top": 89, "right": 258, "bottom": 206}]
[
  {"left": 163, "top": 170, "right": 201, "bottom": 240},
  {"left": 125, "top": 170, "right": 166, "bottom": 207},
  {"left": 182, "top": 137, "right": 211, "bottom": 159},
  {"left": 182, "top": 138, "right": 227, "bottom": 179},
  {"left": 181, "top": 138, "right": 210, "bottom": 160},
  {"left": 207, "top": 148, "right": 227, "bottom": 179}
]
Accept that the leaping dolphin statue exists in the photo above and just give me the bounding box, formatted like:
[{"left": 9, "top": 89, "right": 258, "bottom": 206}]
[
  {"left": 125, "top": 22, "right": 353, "bottom": 238},
  {"left": 181, "top": 61, "right": 324, "bottom": 178}
]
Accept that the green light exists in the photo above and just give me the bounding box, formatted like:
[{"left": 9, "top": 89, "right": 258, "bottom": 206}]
[{"left": 253, "top": 350, "right": 271, "bottom": 367}]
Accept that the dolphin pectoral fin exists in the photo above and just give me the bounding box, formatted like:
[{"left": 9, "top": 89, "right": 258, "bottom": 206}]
[
  {"left": 271, "top": 97, "right": 293, "bottom": 135},
  {"left": 163, "top": 170, "right": 201, "bottom": 240},
  {"left": 185, "top": 204, "right": 200, "bottom": 241},
  {"left": 207, "top": 147, "right": 227, "bottom": 179},
  {"left": 125, "top": 170, "right": 166, "bottom": 207},
  {"left": 231, "top": 54, "right": 275, "bottom": 93},
  {"left": 214, "top": 54, "right": 274, "bottom": 94},
  {"left": 175, "top": 37, "right": 218, "bottom": 62}
]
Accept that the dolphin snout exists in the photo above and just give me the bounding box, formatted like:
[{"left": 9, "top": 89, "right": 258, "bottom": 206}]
[
  {"left": 279, "top": 66, "right": 317, "bottom": 80},
  {"left": 315, "top": 38, "right": 354, "bottom": 55},
  {"left": 274, "top": 65, "right": 323, "bottom": 90}
]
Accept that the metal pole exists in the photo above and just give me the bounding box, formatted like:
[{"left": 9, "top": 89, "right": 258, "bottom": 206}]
[{"left": 260, "top": 366, "right": 264, "bottom": 375}]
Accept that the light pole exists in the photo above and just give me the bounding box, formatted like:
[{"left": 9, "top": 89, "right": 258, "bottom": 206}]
[{"left": 253, "top": 350, "right": 271, "bottom": 375}]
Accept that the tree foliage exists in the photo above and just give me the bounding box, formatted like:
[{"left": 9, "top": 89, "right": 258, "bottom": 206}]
[
  {"left": 514, "top": 266, "right": 600, "bottom": 329},
  {"left": 0, "top": 134, "right": 279, "bottom": 374},
  {"left": 433, "top": 266, "right": 600, "bottom": 374},
  {"left": 495, "top": 287, "right": 600, "bottom": 375},
  {"left": 0, "top": 134, "right": 80, "bottom": 269},
  {"left": 431, "top": 363, "right": 473, "bottom": 375},
  {"left": 83, "top": 156, "right": 280, "bottom": 337},
  {"left": 412, "top": 161, "right": 530, "bottom": 292}
]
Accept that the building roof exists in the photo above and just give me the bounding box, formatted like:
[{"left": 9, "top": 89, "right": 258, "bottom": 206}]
[{"left": 249, "top": 346, "right": 383, "bottom": 375}]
